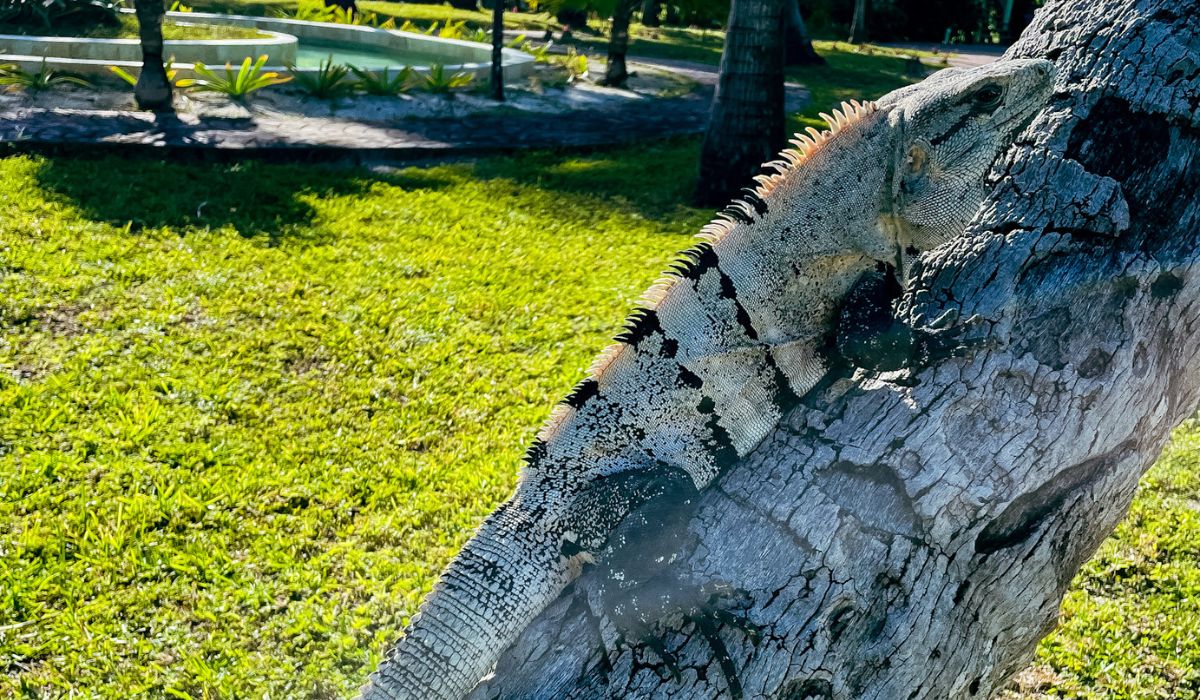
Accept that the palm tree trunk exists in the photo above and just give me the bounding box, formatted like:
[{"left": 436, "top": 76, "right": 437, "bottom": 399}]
[
  {"left": 784, "top": 0, "right": 824, "bottom": 66},
  {"left": 849, "top": 0, "right": 868, "bottom": 44},
  {"left": 641, "top": 0, "right": 661, "bottom": 27},
  {"left": 693, "top": 0, "right": 785, "bottom": 207},
  {"left": 133, "top": 0, "right": 172, "bottom": 111},
  {"left": 603, "top": 0, "right": 639, "bottom": 87}
]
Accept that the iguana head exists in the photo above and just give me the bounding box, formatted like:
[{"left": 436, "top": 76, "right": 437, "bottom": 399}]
[{"left": 878, "top": 58, "right": 1055, "bottom": 268}]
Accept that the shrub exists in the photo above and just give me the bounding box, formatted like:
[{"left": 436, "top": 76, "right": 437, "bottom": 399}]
[
  {"left": 556, "top": 47, "right": 588, "bottom": 83},
  {"left": 289, "top": 56, "right": 355, "bottom": 100},
  {"left": 0, "top": 61, "right": 91, "bottom": 93},
  {"left": 349, "top": 65, "right": 415, "bottom": 96},
  {"left": 176, "top": 55, "right": 291, "bottom": 101},
  {"left": 420, "top": 63, "right": 473, "bottom": 95}
]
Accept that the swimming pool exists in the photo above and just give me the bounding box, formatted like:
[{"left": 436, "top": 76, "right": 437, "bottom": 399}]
[
  {"left": 292, "top": 41, "right": 450, "bottom": 69},
  {"left": 0, "top": 11, "right": 534, "bottom": 81}
]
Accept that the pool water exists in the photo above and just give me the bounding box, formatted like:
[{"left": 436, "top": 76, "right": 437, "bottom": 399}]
[{"left": 293, "top": 41, "right": 454, "bottom": 69}]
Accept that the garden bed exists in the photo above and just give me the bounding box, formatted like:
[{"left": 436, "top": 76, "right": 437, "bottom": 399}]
[{"left": 0, "top": 11, "right": 535, "bottom": 81}]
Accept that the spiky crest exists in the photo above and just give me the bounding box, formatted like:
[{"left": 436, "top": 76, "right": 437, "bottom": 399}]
[{"left": 532, "top": 99, "right": 877, "bottom": 447}]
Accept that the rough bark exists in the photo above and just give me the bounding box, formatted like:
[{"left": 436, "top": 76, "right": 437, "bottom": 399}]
[
  {"left": 469, "top": 0, "right": 1200, "bottom": 697},
  {"left": 849, "top": 0, "right": 868, "bottom": 44},
  {"left": 693, "top": 0, "right": 785, "bottom": 207},
  {"left": 133, "top": 0, "right": 172, "bottom": 112},
  {"left": 603, "top": 0, "right": 639, "bottom": 87},
  {"left": 785, "top": 0, "right": 824, "bottom": 66}
]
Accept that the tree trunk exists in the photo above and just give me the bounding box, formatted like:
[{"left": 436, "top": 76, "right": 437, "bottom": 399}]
[
  {"left": 468, "top": 0, "right": 1200, "bottom": 697},
  {"left": 490, "top": 0, "right": 504, "bottom": 100},
  {"left": 693, "top": 0, "right": 785, "bottom": 207},
  {"left": 784, "top": 0, "right": 824, "bottom": 66},
  {"left": 603, "top": 0, "right": 639, "bottom": 87},
  {"left": 849, "top": 0, "right": 868, "bottom": 44},
  {"left": 641, "top": 0, "right": 661, "bottom": 27},
  {"left": 133, "top": 0, "right": 172, "bottom": 111}
]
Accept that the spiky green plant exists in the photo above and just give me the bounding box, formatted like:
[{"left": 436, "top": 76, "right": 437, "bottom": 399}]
[
  {"left": 557, "top": 47, "right": 589, "bottom": 83},
  {"left": 278, "top": 0, "right": 394, "bottom": 27},
  {"left": 520, "top": 39, "right": 554, "bottom": 63},
  {"left": 421, "top": 63, "right": 473, "bottom": 95},
  {"left": 288, "top": 56, "right": 355, "bottom": 99},
  {"left": 176, "top": 55, "right": 291, "bottom": 101},
  {"left": 399, "top": 19, "right": 439, "bottom": 36},
  {"left": 0, "top": 61, "right": 91, "bottom": 93},
  {"left": 349, "top": 65, "right": 415, "bottom": 96}
]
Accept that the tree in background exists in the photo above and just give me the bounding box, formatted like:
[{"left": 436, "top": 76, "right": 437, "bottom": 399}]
[
  {"left": 490, "top": 0, "right": 504, "bottom": 99},
  {"left": 602, "top": 0, "right": 639, "bottom": 85},
  {"left": 133, "top": 0, "right": 172, "bottom": 110},
  {"left": 785, "top": 0, "right": 823, "bottom": 65},
  {"left": 641, "top": 0, "right": 662, "bottom": 26},
  {"left": 694, "top": 0, "right": 785, "bottom": 206},
  {"left": 848, "top": 0, "right": 867, "bottom": 42}
]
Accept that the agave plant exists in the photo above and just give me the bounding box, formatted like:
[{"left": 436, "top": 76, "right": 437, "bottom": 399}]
[
  {"left": 0, "top": 61, "right": 92, "bottom": 94},
  {"left": 176, "top": 55, "right": 291, "bottom": 101},
  {"left": 349, "top": 65, "right": 414, "bottom": 96},
  {"left": 421, "top": 63, "right": 474, "bottom": 95},
  {"left": 289, "top": 56, "right": 355, "bottom": 99},
  {"left": 556, "top": 47, "right": 589, "bottom": 83},
  {"left": 399, "top": 19, "right": 440, "bottom": 36}
]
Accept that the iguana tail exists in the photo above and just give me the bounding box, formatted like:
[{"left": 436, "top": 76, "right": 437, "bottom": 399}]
[{"left": 359, "top": 500, "right": 573, "bottom": 700}]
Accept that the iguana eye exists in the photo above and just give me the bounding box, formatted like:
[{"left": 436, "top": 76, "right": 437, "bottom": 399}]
[{"left": 973, "top": 84, "right": 1005, "bottom": 109}]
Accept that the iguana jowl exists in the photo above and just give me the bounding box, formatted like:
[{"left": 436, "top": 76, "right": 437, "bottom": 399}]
[{"left": 361, "top": 58, "right": 1054, "bottom": 700}]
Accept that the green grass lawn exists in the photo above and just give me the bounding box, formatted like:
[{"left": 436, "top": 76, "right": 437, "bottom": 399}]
[{"left": 1, "top": 22, "right": 1197, "bottom": 700}]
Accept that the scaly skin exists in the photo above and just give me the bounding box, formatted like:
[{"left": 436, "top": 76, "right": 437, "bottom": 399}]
[{"left": 360, "top": 59, "right": 1054, "bottom": 700}]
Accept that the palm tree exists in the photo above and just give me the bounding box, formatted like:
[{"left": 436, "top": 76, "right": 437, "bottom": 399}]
[
  {"left": 849, "top": 0, "right": 868, "bottom": 44},
  {"left": 490, "top": 0, "right": 504, "bottom": 100},
  {"left": 640, "top": 0, "right": 661, "bottom": 27},
  {"left": 785, "top": 0, "right": 824, "bottom": 66},
  {"left": 693, "top": 0, "right": 785, "bottom": 206},
  {"left": 602, "top": 0, "right": 639, "bottom": 86},
  {"left": 133, "top": 0, "right": 172, "bottom": 110}
]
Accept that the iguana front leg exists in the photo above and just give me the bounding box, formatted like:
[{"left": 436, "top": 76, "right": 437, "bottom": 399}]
[{"left": 835, "top": 265, "right": 989, "bottom": 375}]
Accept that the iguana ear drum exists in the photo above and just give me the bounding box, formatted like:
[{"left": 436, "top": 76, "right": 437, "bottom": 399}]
[
  {"left": 906, "top": 142, "right": 928, "bottom": 174},
  {"left": 900, "top": 140, "right": 932, "bottom": 198}
]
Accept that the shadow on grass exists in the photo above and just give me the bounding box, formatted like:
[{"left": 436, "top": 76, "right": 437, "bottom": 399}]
[{"left": 34, "top": 155, "right": 453, "bottom": 244}]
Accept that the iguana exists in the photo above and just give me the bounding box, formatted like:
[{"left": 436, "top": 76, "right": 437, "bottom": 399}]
[{"left": 360, "top": 58, "right": 1054, "bottom": 700}]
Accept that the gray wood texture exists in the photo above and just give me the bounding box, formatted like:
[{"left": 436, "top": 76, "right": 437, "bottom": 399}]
[{"left": 469, "top": 0, "right": 1200, "bottom": 696}]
